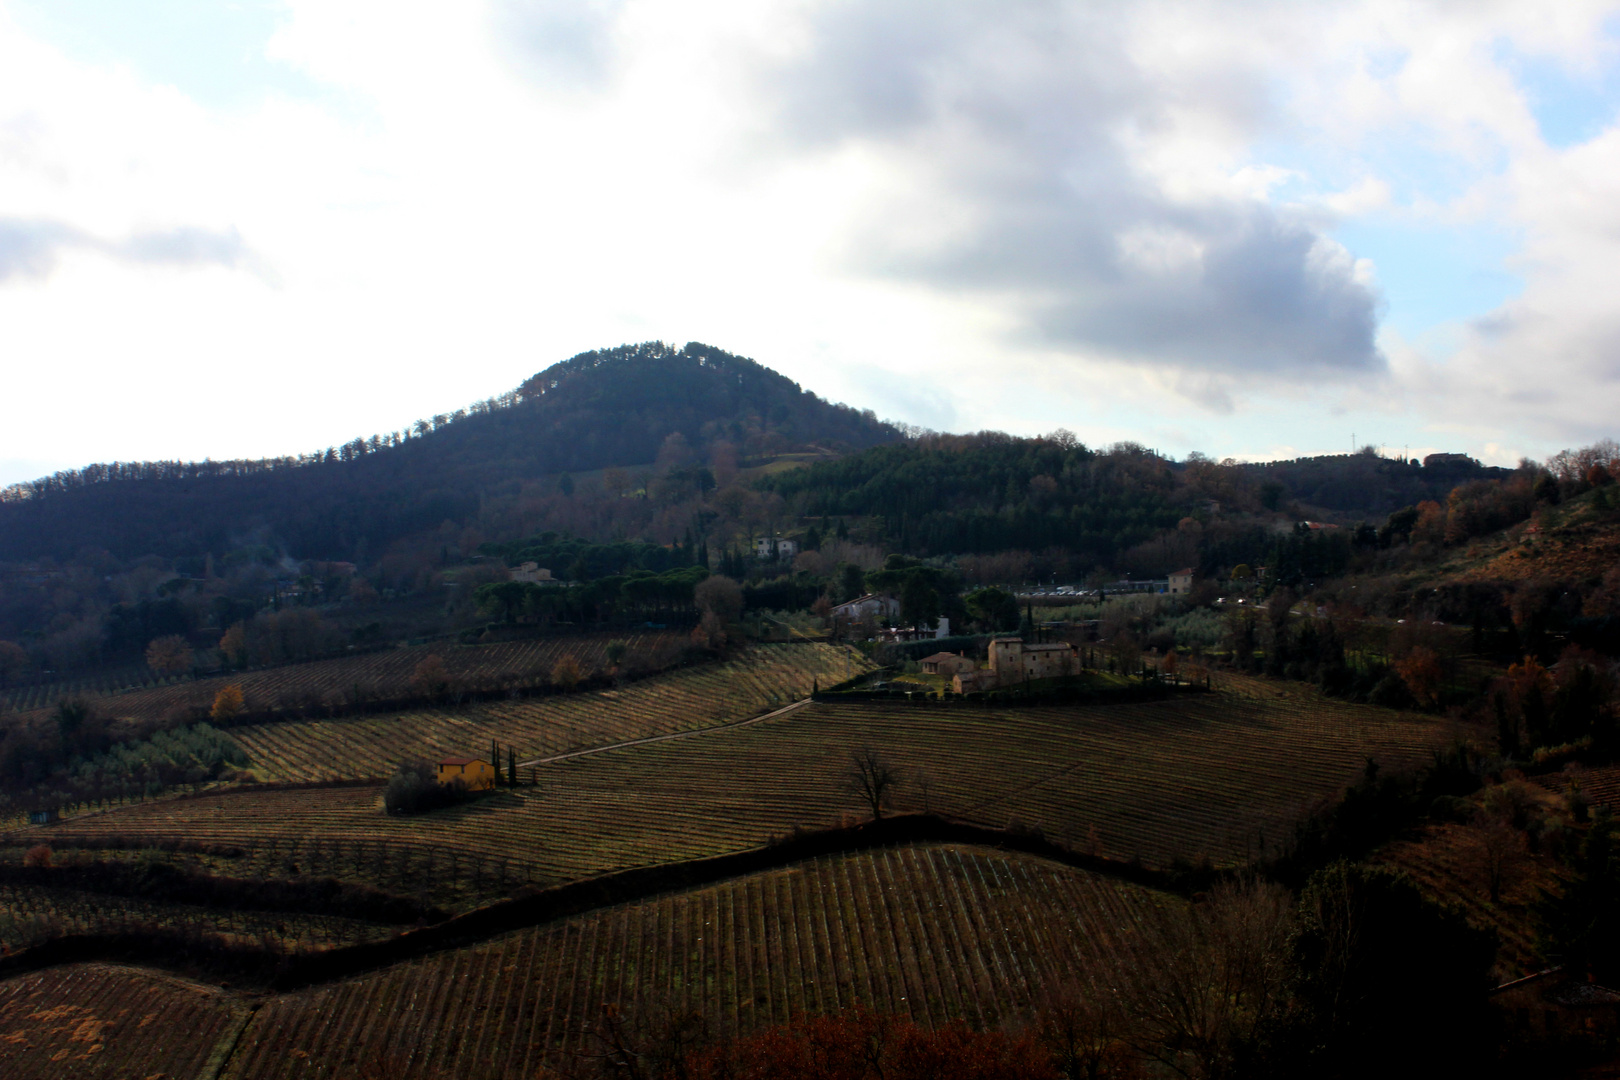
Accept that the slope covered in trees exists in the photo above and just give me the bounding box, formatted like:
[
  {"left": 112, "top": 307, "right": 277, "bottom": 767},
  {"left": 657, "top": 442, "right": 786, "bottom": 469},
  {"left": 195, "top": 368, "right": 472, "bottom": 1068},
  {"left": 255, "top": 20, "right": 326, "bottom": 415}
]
[
  {"left": 0, "top": 341, "right": 897, "bottom": 563},
  {"left": 760, "top": 433, "right": 1185, "bottom": 564}
]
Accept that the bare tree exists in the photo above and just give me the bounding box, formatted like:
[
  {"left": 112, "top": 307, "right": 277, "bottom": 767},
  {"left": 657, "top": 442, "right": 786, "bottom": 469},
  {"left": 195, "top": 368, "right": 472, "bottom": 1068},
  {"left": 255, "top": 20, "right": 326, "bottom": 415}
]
[
  {"left": 1476, "top": 814, "right": 1526, "bottom": 903},
  {"left": 845, "top": 749, "right": 902, "bottom": 821},
  {"left": 1122, "top": 878, "right": 1296, "bottom": 1080}
]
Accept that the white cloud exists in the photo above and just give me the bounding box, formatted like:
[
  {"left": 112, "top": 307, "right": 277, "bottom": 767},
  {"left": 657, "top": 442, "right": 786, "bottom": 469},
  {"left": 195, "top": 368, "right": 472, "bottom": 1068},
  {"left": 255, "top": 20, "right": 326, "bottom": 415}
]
[{"left": 0, "top": 0, "right": 1616, "bottom": 476}]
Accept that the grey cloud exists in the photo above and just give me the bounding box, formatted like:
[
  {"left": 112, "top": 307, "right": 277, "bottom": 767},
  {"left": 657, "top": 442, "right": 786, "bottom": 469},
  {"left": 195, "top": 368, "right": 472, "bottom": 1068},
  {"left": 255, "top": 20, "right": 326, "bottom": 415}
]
[
  {"left": 0, "top": 219, "right": 81, "bottom": 282},
  {"left": 120, "top": 225, "right": 246, "bottom": 268},
  {"left": 0, "top": 217, "right": 249, "bottom": 284},
  {"left": 492, "top": 0, "right": 627, "bottom": 91},
  {"left": 756, "top": 1, "right": 1383, "bottom": 381}
]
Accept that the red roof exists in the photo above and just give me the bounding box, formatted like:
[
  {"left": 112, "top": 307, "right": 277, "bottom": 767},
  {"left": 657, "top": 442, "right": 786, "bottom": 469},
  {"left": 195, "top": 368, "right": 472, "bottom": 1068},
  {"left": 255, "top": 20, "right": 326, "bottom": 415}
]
[{"left": 439, "top": 757, "right": 478, "bottom": 767}]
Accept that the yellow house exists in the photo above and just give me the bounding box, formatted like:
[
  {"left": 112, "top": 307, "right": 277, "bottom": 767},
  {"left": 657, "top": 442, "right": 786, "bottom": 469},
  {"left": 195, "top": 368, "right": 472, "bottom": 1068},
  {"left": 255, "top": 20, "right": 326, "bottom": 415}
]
[{"left": 437, "top": 756, "right": 497, "bottom": 791}]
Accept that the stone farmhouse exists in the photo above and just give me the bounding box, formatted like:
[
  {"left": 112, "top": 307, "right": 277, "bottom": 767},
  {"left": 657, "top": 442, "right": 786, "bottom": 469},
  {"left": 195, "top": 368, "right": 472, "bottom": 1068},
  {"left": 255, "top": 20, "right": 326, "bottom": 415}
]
[
  {"left": 920, "top": 651, "right": 976, "bottom": 677},
  {"left": 1168, "top": 568, "right": 1195, "bottom": 595},
  {"left": 437, "top": 756, "right": 497, "bottom": 791},
  {"left": 952, "top": 636, "right": 1079, "bottom": 692},
  {"left": 510, "top": 562, "right": 556, "bottom": 584}
]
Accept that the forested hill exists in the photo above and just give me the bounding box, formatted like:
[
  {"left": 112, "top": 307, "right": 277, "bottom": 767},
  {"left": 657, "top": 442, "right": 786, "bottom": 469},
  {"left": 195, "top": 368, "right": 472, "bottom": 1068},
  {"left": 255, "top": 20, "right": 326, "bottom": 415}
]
[
  {"left": 0, "top": 342, "right": 898, "bottom": 562},
  {"left": 759, "top": 433, "right": 1186, "bottom": 566},
  {"left": 1239, "top": 451, "right": 1512, "bottom": 516},
  {"left": 758, "top": 435, "right": 1518, "bottom": 571}
]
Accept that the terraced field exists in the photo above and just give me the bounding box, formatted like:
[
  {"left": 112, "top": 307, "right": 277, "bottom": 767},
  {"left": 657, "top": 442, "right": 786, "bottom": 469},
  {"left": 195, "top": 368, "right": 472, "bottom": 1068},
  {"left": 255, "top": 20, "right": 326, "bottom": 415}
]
[
  {"left": 219, "top": 845, "right": 1166, "bottom": 1080},
  {"left": 0, "top": 881, "right": 388, "bottom": 955},
  {"left": 1534, "top": 763, "right": 1620, "bottom": 810},
  {"left": 230, "top": 642, "right": 868, "bottom": 781},
  {"left": 9, "top": 631, "right": 687, "bottom": 728},
  {"left": 0, "top": 962, "right": 250, "bottom": 1079},
  {"left": 9, "top": 675, "right": 1473, "bottom": 919}
]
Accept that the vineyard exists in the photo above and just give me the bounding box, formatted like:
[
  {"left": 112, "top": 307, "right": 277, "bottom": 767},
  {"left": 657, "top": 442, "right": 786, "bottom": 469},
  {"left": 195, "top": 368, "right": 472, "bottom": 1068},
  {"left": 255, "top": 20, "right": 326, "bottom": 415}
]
[
  {"left": 219, "top": 844, "right": 1169, "bottom": 1080},
  {"left": 4, "top": 631, "right": 687, "bottom": 727},
  {"left": 1534, "top": 763, "right": 1620, "bottom": 810},
  {"left": 0, "top": 961, "right": 250, "bottom": 1078},
  {"left": 1, "top": 673, "right": 1473, "bottom": 928},
  {"left": 229, "top": 642, "right": 869, "bottom": 782},
  {"left": 0, "top": 882, "right": 385, "bottom": 955},
  {"left": 0, "top": 662, "right": 151, "bottom": 715}
]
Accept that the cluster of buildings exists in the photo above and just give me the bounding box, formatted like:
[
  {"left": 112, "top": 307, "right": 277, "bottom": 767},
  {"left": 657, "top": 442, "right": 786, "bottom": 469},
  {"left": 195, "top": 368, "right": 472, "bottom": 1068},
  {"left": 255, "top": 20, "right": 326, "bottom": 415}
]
[{"left": 920, "top": 636, "right": 1082, "bottom": 693}]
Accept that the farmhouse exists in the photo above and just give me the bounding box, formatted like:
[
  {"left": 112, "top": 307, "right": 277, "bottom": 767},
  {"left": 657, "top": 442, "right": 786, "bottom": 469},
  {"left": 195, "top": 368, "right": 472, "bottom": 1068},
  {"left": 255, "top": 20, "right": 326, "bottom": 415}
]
[
  {"left": 832, "top": 593, "right": 900, "bottom": 623},
  {"left": 952, "top": 636, "right": 1080, "bottom": 692},
  {"left": 1168, "top": 568, "right": 1196, "bottom": 595},
  {"left": 437, "top": 756, "right": 497, "bottom": 791},
  {"left": 989, "top": 637, "right": 1079, "bottom": 681},
  {"left": 510, "top": 562, "right": 555, "bottom": 584},
  {"left": 920, "top": 651, "right": 976, "bottom": 677}
]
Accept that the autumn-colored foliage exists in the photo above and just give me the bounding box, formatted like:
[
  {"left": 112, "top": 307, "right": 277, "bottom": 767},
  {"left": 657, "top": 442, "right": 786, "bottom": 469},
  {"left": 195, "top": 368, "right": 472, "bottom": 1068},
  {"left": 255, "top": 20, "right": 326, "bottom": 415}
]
[
  {"left": 210, "top": 684, "right": 245, "bottom": 724},
  {"left": 145, "top": 634, "right": 194, "bottom": 677},
  {"left": 1394, "top": 646, "right": 1443, "bottom": 708},
  {"left": 23, "top": 844, "right": 51, "bottom": 868},
  {"left": 684, "top": 1009, "right": 1060, "bottom": 1080},
  {"left": 410, "top": 654, "right": 450, "bottom": 697},
  {"left": 551, "top": 655, "right": 585, "bottom": 690},
  {"left": 218, "top": 622, "right": 247, "bottom": 667}
]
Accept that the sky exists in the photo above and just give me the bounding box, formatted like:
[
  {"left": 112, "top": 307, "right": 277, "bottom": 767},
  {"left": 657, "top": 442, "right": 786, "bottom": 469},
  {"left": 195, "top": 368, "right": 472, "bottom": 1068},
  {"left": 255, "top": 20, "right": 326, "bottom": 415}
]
[{"left": 2, "top": 0, "right": 1620, "bottom": 487}]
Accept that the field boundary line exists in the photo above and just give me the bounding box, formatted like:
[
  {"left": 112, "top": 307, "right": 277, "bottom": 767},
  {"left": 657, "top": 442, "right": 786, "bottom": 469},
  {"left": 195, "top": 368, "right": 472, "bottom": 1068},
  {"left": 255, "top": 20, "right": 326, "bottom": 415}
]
[
  {"left": 517, "top": 697, "right": 814, "bottom": 767},
  {"left": 200, "top": 999, "right": 259, "bottom": 1080}
]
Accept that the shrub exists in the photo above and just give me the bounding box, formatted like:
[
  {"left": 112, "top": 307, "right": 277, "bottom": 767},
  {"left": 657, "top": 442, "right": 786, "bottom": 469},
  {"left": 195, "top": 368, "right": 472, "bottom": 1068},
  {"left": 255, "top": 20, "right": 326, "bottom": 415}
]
[
  {"left": 551, "top": 656, "right": 584, "bottom": 690},
  {"left": 210, "top": 685, "right": 245, "bottom": 724},
  {"left": 22, "top": 845, "right": 51, "bottom": 869},
  {"left": 410, "top": 655, "right": 450, "bottom": 697},
  {"left": 383, "top": 761, "right": 471, "bottom": 815}
]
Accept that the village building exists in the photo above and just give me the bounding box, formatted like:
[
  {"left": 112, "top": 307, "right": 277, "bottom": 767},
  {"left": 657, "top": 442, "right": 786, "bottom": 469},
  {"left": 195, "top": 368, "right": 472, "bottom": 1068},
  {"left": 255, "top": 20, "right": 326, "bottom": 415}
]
[
  {"left": 510, "top": 562, "right": 556, "bottom": 584},
  {"left": 920, "top": 651, "right": 976, "bottom": 677},
  {"left": 754, "top": 537, "right": 798, "bottom": 560},
  {"left": 952, "top": 636, "right": 1080, "bottom": 692},
  {"left": 437, "top": 756, "right": 498, "bottom": 791},
  {"left": 831, "top": 593, "right": 900, "bottom": 624},
  {"left": 879, "top": 617, "right": 952, "bottom": 643},
  {"left": 1168, "top": 568, "right": 1196, "bottom": 595}
]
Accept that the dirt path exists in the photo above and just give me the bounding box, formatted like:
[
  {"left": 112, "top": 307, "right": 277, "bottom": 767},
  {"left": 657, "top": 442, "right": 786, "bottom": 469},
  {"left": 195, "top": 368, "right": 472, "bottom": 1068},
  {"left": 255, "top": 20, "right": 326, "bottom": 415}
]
[{"left": 516, "top": 697, "right": 814, "bottom": 767}]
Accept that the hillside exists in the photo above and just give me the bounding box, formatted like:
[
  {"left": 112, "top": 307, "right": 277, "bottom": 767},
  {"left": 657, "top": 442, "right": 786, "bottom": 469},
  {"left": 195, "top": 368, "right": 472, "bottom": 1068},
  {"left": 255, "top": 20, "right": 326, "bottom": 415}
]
[
  {"left": 0, "top": 844, "right": 1167, "bottom": 1078},
  {"left": 0, "top": 341, "right": 898, "bottom": 564}
]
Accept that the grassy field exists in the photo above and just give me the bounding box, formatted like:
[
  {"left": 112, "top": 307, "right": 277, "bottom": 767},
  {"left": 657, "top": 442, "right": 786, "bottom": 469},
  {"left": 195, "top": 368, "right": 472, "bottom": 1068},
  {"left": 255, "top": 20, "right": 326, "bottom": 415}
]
[
  {"left": 3, "top": 672, "right": 1474, "bottom": 925},
  {"left": 0, "top": 961, "right": 251, "bottom": 1078},
  {"left": 220, "top": 844, "right": 1167, "bottom": 1080}
]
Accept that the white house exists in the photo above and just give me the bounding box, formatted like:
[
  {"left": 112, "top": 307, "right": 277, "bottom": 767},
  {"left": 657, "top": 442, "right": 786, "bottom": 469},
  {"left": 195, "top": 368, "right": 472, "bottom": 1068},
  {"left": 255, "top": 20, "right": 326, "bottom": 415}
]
[
  {"left": 755, "top": 537, "right": 798, "bottom": 560},
  {"left": 510, "top": 562, "right": 556, "bottom": 584},
  {"left": 831, "top": 593, "right": 900, "bottom": 623}
]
